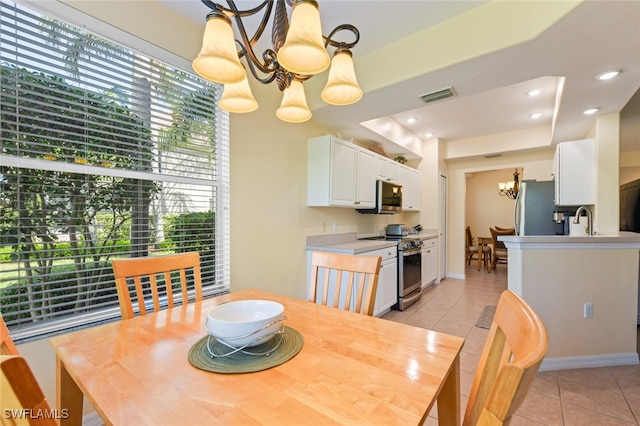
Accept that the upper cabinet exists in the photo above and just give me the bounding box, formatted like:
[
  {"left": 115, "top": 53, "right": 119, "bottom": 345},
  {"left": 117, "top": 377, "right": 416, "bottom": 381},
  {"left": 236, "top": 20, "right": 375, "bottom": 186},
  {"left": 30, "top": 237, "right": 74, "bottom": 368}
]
[
  {"left": 307, "top": 135, "right": 421, "bottom": 212},
  {"left": 399, "top": 165, "right": 421, "bottom": 211},
  {"left": 307, "top": 135, "right": 376, "bottom": 208},
  {"left": 377, "top": 157, "right": 399, "bottom": 183},
  {"left": 553, "top": 138, "right": 595, "bottom": 206}
]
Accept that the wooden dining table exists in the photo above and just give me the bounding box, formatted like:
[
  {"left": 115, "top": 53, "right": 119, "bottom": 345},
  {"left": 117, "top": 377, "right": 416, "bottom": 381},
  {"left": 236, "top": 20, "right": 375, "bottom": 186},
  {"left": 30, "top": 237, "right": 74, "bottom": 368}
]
[{"left": 51, "top": 289, "right": 464, "bottom": 425}]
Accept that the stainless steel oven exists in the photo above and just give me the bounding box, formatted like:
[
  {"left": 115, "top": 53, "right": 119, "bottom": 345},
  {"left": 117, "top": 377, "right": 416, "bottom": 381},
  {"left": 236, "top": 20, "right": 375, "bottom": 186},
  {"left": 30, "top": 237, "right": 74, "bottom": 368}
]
[{"left": 395, "top": 238, "right": 423, "bottom": 310}]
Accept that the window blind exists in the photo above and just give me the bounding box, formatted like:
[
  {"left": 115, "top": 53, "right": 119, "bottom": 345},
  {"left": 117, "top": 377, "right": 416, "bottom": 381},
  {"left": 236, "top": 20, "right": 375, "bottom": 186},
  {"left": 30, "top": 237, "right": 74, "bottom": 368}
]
[{"left": 0, "top": 0, "right": 230, "bottom": 341}]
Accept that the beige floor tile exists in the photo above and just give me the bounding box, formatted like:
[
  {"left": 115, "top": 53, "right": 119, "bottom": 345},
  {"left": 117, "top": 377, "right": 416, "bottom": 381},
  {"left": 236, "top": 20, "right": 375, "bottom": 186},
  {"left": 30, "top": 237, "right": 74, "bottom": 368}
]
[
  {"left": 612, "top": 364, "right": 640, "bottom": 400},
  {"left": 627, "top": 395, "right": 640, "bottom": 422},
  {"left": 528, "top": 370, "right": 560, "bottom": 400},
  {"left": 513, "top": 391, "right": 563, "bottom": 426},
  {"left": 562, "top": 402, "right": 638, "bottom": 425},
  {"left": 559, "top": 376, "right": 636, "bottom": 423},
  {"left": 558, "top": 366, "right": 620, "bottom": 391}
]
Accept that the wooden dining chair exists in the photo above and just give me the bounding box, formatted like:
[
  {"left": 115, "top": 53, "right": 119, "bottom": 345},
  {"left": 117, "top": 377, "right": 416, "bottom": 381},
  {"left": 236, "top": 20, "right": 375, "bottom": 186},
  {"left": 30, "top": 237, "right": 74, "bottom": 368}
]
[
  {"left": 466, "top": 226, "right": 491, "bottom": 268},
  {"left": 309, "top": 251, "right": 382, "bottom": 316},
  {"left": 463, "top": 290, "right": 548, "bottom": 425},
  {"left": 111, "top": 252, "right": 203, "bottom": 320},
  {"left": 495, "top": 226, "right": 516, "bottom": 233},
  {"left": 1, "top": 355, "right": 56, "bottom": 426},
  {"left": 488, "top": 227, "right": 515, "bottom": 272},
  {"left": 1, "top": 315, "right": 19, "bottom": 355}
]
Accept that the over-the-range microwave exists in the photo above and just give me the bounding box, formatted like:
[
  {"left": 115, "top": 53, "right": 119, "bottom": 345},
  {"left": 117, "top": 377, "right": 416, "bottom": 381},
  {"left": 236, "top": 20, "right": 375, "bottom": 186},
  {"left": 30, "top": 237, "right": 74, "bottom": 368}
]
[{"left": 357, "top": 180, "right": 402, "bottom": 215}]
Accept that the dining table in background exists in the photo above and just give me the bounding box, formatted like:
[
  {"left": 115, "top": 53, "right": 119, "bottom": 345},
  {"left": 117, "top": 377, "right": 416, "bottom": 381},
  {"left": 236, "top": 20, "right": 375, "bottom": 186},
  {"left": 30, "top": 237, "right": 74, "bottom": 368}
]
[
  {"left": 477, "top": 236, "right": 492, "bottom": 271},
  {"left": 51, "top": 289, "right": 465, "bottom": 426}
]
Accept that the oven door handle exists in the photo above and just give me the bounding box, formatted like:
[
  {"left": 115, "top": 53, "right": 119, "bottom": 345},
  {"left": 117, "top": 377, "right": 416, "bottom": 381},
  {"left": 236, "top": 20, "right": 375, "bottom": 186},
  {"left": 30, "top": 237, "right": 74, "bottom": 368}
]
[{"left": 401, "top": 246, "right": 423, "bottom": 256}]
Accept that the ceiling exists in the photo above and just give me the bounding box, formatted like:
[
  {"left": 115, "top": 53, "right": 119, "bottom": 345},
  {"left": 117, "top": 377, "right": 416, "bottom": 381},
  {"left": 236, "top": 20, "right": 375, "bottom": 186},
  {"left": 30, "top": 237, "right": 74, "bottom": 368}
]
[{"left": 162, "top": 0, "right": 640, "bottom": 159}]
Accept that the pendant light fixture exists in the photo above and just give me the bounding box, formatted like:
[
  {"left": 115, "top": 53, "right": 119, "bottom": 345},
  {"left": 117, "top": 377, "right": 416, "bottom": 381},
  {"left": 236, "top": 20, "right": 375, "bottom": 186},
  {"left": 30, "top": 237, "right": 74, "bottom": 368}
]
[
  {"left": 192, "top": 0, "right": 361, "bottom": 123},
  {"left": 498, "top": 169, "right": 520, "bottom": 200}
]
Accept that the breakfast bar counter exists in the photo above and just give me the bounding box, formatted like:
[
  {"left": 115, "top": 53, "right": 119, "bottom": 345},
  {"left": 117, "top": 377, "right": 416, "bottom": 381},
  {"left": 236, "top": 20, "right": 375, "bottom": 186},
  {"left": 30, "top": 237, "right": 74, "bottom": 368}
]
[{"left": 501, "top": 232, "right": 640, "bottom": 370}]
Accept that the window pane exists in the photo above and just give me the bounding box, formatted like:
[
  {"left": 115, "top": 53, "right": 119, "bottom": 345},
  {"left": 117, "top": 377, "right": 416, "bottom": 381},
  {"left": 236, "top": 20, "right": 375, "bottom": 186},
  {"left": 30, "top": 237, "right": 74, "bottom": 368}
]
[{"left": 0, "top": 0, "right": 230, "bottom": 341}]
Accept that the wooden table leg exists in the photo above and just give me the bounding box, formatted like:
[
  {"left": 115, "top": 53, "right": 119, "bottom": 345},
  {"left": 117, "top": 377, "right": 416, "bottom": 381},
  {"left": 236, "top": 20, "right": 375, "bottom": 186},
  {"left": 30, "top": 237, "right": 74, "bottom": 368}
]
[
  {"left": 437, "top": 353, "right": 461, "bottom": 426},
  {"left": 477, "top": 242, "right": 482, "bottom": 271},
  {"left": 57, "top": 356, "right": 83, "bottom": 426}
]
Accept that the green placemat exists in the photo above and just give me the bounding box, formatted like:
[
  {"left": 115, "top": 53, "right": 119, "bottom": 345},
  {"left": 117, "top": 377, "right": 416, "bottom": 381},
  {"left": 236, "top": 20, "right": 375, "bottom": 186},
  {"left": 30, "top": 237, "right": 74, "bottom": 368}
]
[{"left": 188, "top": 326, "right": 303, "bottom": 374}]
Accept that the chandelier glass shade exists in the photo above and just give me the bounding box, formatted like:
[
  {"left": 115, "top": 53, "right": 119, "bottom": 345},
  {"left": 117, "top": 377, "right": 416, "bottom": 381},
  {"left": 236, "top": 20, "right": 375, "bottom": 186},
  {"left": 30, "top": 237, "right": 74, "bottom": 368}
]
[
  {"left": 276, "top": 1, "right": 330, "bottom": 76},
  {"left": 498, "top": 169, "right": 520, "bottom": 200},
  {"left": 192, "top": 12, "right": 246, "bottom": 85},
  {"left": 276, "top": 79, "right": 312, "bottom": 123},
  {"left": 218, "top": 74, "right": 259, "bottom": 113},
  {"left": 192, "top": 0, "right": 361, "bottom": 123}
]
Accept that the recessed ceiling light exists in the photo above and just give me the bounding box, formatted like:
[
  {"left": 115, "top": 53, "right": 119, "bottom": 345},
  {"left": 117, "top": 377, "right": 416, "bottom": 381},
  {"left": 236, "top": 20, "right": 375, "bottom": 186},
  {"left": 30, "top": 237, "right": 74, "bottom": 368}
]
[
  {"left": 425, "top": 132, "right": 434, "bottom": 138},
  {"left": 583, "top": 108, "right": 600, "bottom": 115},
  {"left": 527, "top": 89, "right": 541, "bottom": 97},
  {"left": 530, "top": 113, "right": 541, "bottom": 119},
  {"left": 406, "top": 117, "right": 417, "bottom": 124},
  {"left": 596, "top": 70, "right": 621, "bottom": 81}
]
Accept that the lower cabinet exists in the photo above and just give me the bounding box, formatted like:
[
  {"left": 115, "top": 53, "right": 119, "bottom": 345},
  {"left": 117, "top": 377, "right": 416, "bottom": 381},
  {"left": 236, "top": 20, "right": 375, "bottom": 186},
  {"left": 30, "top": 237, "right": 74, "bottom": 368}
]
[
  {"left": 421, "top": 238, "right": 438, "bottom": 287},
  {"left": 364, "top": 246, "right": 398, "bottom": 317}
]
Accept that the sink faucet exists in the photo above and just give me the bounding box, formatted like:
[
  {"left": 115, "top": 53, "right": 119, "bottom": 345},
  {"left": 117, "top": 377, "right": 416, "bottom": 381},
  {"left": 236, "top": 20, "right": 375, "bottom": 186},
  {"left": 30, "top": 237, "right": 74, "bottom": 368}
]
[{"left": 573, "top": 206, "right": 593, "bottom": 236}]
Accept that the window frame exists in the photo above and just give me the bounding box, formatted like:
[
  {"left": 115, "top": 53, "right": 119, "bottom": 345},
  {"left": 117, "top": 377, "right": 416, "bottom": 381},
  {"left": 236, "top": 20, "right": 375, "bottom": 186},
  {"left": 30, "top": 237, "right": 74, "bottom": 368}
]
[{"left": 0, "top": 0, "right": 231, "bottom": 342}]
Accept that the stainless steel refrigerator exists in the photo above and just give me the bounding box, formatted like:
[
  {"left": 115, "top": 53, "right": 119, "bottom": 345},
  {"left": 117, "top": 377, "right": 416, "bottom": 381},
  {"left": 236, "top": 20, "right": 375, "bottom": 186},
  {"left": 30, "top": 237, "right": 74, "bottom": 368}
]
[{"left": 514, "top": 180, "right": 568, "bottom": 235}]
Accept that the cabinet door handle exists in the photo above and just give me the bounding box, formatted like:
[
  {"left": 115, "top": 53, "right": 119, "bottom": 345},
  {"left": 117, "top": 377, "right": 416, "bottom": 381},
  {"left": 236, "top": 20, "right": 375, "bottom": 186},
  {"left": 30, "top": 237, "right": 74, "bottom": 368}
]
[{"left": 354, "top": 201, "right": 360, "bottom": 205}]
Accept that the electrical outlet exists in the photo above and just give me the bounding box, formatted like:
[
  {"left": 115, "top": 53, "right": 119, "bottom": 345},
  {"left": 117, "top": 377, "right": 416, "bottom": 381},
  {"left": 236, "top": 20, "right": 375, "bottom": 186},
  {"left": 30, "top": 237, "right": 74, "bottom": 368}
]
[
  {"left": 332, "top": 222, "right": 338, "bottom": 232},
  {"left": 584, "top": 303, "right": 593, "bottom": 318}
]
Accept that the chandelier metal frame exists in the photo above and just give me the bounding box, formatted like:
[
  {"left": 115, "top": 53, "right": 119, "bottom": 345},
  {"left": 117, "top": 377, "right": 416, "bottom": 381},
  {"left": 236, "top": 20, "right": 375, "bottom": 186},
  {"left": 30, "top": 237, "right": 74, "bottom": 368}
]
[
  {"left": 200, "top": 0, "right": 360, "bottom": 92},
  {"left": 498, "top": 169, "right": 520, "bottom": 200}
]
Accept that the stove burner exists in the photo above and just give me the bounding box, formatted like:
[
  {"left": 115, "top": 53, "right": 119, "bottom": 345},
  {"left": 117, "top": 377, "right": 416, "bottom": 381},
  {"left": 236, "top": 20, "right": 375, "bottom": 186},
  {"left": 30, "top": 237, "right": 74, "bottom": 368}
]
[{"left": 359, "top": 235, "right": 423, "bottom": 251}]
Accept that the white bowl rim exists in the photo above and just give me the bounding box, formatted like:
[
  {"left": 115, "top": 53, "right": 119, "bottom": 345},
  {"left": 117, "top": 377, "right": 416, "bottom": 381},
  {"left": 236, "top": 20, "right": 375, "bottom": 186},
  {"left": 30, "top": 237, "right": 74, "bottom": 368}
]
[{"left": 207, "top": 299, "right": 284, "bottom": 324}]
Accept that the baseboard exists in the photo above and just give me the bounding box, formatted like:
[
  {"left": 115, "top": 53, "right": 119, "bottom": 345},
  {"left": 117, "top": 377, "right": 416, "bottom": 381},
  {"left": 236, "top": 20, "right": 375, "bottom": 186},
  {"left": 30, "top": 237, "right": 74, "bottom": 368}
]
[
  {"left": 82, "top": 412, "right": 104, "bottom": 426},
  {"left": 540, "top": 352, "right": 639, "bottom": 371},
  {"left": 448, "top": 273, "right": 465, "bottom": 280}
]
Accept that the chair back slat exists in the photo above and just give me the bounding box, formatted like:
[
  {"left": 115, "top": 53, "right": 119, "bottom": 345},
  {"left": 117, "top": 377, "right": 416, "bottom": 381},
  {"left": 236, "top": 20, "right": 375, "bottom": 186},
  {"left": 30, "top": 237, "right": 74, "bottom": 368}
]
[
  {"left": 1, "top": 355, "right": 56, "bottom": 426},
  {"left": 309, "top": 251, "right": 382, "bottom": 316},
  {"left": 111, "top": 252, "right": 203, "bottom": 320},
  {"left": 463, "top": 290, "right": 548, "bottom": 426},
  {"left": 1, "top": 316, "right": 19, "bottom": 356}
]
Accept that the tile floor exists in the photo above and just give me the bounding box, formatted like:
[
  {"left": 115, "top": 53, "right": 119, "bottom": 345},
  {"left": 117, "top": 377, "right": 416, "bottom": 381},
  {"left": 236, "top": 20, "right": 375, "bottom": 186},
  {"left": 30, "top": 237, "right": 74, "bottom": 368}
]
[{"left": 383, "top": 263, "right": 640, "bottom": 425}]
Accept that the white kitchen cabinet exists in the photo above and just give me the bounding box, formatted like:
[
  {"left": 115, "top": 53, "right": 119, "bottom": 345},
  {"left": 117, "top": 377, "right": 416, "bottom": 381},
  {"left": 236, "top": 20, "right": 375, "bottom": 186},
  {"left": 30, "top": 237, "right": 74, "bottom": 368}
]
[
  {"left": 399, "top": 165, "right": 421, "bottom": 211},
  {"left": 307, "top": 135, "right": 376, "bottom": 208},
  {"left": 360, "top": 246, "right": 398, "bottom": 317},
  {"left": 377, "top": 157, "right": 399, "bottom": 183},
  {"left": 356, "top": 148, "right": 378, "bottom": 208},
  {"left": 553, "top": 138, "right": 595, "bottom": 206},
  {"left": 421, "top": 238, "right": 437, "bottom": 287}
]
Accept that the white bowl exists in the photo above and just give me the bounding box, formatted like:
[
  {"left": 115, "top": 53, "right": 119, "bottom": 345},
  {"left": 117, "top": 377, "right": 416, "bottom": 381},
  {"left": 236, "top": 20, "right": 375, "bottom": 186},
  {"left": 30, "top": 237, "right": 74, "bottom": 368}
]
[{"left": 206, "top": 300, "right": 285, "bottom": 348}]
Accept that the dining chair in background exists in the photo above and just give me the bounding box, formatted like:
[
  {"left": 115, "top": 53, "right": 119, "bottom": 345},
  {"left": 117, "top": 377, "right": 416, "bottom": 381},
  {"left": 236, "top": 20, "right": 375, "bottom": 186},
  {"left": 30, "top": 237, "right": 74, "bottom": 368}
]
[
  {"left": 489, "top": 227, "right": 515, "bottom": 272},
  {"left": 495, "top": 226, "right": 516, "bottom": 233},
  {"left": 463, "top": 290, "right": 548, "bottom": 425},
  {"left": 111, "top": 251, "right": 203, "bottom": 320},
  {"left": 1, "top": 315, "right": 19, "bottom": 355},
  {"left": 309, "top": 251, "right": 382, "bottom": 316},
  {"left": 466, "top": 226, "right": 491, "bottom": 269}
]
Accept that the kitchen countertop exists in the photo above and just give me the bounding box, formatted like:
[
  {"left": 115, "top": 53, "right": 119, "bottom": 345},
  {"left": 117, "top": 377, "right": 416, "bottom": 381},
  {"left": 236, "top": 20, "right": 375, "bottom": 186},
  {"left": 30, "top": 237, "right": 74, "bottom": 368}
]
[
  {"left": 306, "top": 230, "right": 438, "bottom": 255},
  {"left": 501, "top": 231, "right": 640, "bottom": 249}
]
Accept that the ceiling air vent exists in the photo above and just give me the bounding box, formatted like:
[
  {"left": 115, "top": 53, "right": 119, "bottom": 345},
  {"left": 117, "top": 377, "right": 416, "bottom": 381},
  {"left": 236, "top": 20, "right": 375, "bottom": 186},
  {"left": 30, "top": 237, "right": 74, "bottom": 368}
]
[{"left": 419, "top": 86, "right": 455, "bottom": 103}]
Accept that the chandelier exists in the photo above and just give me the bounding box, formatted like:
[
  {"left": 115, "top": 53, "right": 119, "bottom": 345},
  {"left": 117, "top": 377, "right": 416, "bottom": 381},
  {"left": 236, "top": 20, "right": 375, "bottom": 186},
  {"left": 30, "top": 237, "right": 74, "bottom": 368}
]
[
  {"left": 498, "top": 169, "right": 520, "bottom": 200},
  {"left": 192, "top": 0, "right": 362, "bottom": 123}
]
